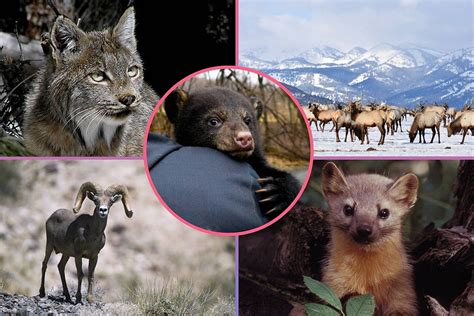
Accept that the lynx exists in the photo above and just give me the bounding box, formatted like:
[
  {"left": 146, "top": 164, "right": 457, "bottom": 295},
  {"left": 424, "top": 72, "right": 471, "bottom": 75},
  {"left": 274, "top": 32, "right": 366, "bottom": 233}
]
[{"left": 23, "top": 7, "right": 157, "bottom": 156}]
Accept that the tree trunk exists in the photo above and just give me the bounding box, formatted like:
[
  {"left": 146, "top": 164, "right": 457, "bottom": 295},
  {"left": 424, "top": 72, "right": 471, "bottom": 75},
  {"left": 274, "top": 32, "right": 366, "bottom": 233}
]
[{"left": 239, "top": 160, "right": 474, "bottom": 315}]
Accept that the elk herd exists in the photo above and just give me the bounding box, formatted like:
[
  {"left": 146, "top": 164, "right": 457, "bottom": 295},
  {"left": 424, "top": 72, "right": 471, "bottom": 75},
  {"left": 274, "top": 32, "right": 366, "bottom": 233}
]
[{"left": 306, "top": 101, "right": 474, "bottom": 145}]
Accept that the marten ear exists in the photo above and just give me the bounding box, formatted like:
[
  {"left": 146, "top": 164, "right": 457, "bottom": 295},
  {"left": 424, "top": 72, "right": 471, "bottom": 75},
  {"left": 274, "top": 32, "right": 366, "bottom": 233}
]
[
  {"left": 165, "top": 89, "right": 189, "bottom": 124},
  {"left": 50, "top": 15, "right": 86, "bottom": 58},
  {"left": 250, "top": 96, "right": 263, "bottom": 120},
  {"left": 388, "top": 173, "right": 419, "bottom": 209},
  {"left": 322, "top": 162, "right": 349, "bottom": 198}
]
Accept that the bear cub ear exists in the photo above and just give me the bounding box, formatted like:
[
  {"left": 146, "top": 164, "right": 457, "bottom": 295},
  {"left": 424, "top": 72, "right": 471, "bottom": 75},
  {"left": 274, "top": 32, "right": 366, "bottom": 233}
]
[
  {"left": 165, "top": 89, "right": 190, "bottom": 124},
  {"left": 250, "top": 96, "right": 263, "bottom": 120}
]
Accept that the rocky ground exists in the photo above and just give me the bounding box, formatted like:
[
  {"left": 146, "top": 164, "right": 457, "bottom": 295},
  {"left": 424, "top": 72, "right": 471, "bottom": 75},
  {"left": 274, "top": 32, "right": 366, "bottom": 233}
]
[{"left": 0, "top": 292, "right": 139, "bottom": 315}]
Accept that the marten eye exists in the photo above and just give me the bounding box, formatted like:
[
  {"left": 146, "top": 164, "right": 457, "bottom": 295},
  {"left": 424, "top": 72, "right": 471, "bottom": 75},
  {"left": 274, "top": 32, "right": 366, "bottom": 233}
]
[
  {"left": 208, "top": 118, "right": 222, "bottom": 127},
  {"left": 127, "top": 65, "right": 140, "bottom": 78},
  {"left": 90, "top": 71, "right": 106, "bottom": 82},
  {"left": 378, "top": 208, "right": 390, "bottom": 220},
  {"left": 343, "top": 205, "right": 354, "bottom": 216},
  {"left": 244, "top": 117, "right": 252, "bottom": 125}
]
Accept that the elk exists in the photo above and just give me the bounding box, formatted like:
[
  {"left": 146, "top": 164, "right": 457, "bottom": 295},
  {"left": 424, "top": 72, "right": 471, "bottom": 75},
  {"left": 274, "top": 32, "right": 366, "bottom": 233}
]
[
  {"left": 39, "top": 182, "right": 133, "bottom": 304},
  {"left": 448, "top": 111, "right": 474, "bottom": 144},
  {"left": 408, "top": 112, "right": 442, "bottom": 143},
  {"left": 349, "top": 101, "right": 386, "bottom": 145}
]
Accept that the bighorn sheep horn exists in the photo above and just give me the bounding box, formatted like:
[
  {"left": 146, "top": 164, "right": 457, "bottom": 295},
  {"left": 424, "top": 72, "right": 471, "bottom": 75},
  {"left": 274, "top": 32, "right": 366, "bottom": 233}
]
[
  {"left": 73, "top": 182, "right": 102, "bottom": 213},
  {"left": 106, "top": 185, "right": 134, "bottom": 218}
]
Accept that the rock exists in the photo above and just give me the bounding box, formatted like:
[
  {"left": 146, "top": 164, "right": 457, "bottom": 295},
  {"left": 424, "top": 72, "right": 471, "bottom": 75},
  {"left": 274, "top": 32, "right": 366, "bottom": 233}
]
[{"left": 0, "top": 292, "right": 139, "bottom": 315}]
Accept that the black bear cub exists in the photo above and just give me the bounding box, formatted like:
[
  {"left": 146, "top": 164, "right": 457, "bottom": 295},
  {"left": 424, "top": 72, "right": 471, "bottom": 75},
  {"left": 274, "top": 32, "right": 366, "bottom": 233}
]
[{"left": 164, "top": 87, "right": 300, "bottom": 219}]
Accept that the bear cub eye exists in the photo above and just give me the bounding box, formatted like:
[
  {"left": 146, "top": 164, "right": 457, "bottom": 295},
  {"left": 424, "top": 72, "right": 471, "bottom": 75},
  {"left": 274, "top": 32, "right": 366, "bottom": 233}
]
[
  {"left": 208, "top": 118, "right": 222, "bottom": 127},
  {"left": 378, "top": 208, "right": 390, "bottom": 220},
  {"left": 343, "top": 204, "right": 354, "bottom": 216}
]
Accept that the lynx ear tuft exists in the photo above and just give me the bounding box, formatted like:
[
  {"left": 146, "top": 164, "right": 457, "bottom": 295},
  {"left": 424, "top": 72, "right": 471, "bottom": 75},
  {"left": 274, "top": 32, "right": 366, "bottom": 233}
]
[
  {"left": 113, "top": 7, "right": 137, "bottom": 51},
  {"left": 50, "top": 16, "right": 85, "bottom": 56},
  {"left": 388, "top": 173, "right": 419, "bottom": 209},
  {"left": 322, "top": 162, "right": 349, "bottom": 198}
]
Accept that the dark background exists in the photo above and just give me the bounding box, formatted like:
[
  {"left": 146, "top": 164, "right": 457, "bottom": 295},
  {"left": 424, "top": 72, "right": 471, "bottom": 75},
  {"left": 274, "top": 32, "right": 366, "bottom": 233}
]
[{"left": 0, "top": 0, "right": 236, "bottom": 96}]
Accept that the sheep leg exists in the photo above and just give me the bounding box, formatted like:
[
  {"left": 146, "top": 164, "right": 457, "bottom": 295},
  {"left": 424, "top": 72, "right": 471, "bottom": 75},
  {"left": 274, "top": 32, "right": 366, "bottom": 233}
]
[
  {"left": 58, "top": 254, "right": 72, "bottom": 303},
  {"left": 75, "top": 257, "right": 84, "bottom": 304},
  {"left": 430, "top": 127, "right": 436, "bottom": 143},
  {"left": 87, "top": 256, "right": 98, "bottom": 303},
  {"left": 461, "top": 129, "right": 467, "bottom": 144},
  {"left": 39, "top": 243, "right": 54, "bottom": 297}
]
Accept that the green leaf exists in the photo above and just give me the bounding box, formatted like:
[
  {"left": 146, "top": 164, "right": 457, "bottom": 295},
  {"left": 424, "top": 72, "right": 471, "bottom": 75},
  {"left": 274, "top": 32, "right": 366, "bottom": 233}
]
[
  {"left": 303, "top": 276, "right": 342, "bottom": 312},
  {"left": 305, "top": 303, "right": 341, "bottom": 316},
  {"left": 346, "top": 294, "right": 376, "bottom": 316}
]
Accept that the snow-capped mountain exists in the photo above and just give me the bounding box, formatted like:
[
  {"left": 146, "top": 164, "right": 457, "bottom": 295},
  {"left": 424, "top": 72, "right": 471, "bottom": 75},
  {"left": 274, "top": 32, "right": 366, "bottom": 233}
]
[
  {"left": 297, "top": 46, "right": 344, "bottom": 64},
  {"left": 239, "top": 44, "right": 473, "bottom": 107}
]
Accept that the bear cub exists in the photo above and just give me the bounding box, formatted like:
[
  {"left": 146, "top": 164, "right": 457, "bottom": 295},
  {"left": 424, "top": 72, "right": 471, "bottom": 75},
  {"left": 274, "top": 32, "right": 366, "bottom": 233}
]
[{"left": 164, "top": 87, "right": 300, "bottom": 219}]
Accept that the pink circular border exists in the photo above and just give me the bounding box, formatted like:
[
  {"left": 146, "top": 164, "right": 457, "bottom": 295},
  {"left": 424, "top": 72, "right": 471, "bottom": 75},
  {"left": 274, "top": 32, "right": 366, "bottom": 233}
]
[{"left": 143, "top": 65, "right": 314, "bottom": 236}]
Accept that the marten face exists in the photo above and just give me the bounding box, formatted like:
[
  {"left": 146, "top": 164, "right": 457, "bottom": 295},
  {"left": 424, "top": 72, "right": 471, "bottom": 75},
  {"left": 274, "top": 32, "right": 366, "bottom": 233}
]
[
  {"left": 165, "top": 87, "right": 263, "bottom": 160},
  {"left": 321, "top": 162, "right": 418, "bottom": 246}
]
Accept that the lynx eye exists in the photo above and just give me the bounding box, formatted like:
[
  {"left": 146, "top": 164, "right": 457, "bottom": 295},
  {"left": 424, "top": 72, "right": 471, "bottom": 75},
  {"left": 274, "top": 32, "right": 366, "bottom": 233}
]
[
  {"left": 127, "top": 66, "right": 139, "bottom": 78},
  {"left": 378, "top": 208, "right": 390, "bottom": 220},
  {"left": 208, "top": 118, "right": 222, "bottom": 127},
  {"left": 243, "top": 117, "right": 252, "bottom": 125},
  {"left": 90, "top": 72, "right": 106, "bottom": 82},
  {"left": 343, "top": 204, "right": 354, "bottom": 216}
]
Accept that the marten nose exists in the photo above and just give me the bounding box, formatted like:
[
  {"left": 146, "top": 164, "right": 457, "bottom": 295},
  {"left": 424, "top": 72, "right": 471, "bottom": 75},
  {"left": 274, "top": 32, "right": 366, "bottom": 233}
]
[
  {"left": 235, "top": 131, "right": 253, "bottom": 149},
  {"left": 119, "top": 95, "right": 136, "bottom": 106},
  {"left": 357, "top": 225, "right": 372, "bottom": 238}
]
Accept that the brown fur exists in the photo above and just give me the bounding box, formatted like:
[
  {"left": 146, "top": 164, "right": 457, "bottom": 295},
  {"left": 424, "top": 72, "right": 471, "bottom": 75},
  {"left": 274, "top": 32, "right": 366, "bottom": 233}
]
[
  {"left": 409, "top": 111, "right": 442, "bottom": 143},
  {"left": 448, "top": 111, "right": 474, "bottom": 144},
  {"left": 321, "top": 162, "right": 418, "bottom": 315},
  {"left": 349, "top": 102, "right": 386, "bottom": 145}
]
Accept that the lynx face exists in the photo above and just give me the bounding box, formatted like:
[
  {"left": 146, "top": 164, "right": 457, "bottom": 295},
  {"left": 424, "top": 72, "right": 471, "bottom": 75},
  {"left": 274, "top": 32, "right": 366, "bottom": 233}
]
[
  {"left": 321, "top": 162, "right": 418, "bottom": 246},
  {"left": 48, "top": 7, "right": 144, "bottom": 148}
]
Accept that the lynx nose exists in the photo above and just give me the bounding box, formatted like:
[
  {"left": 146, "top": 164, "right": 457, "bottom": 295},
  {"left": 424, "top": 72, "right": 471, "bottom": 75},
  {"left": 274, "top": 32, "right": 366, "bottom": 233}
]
[
  {"left": 234, "top": 131, "right": 253, "bottom": 149},
  {"left": 119, "top": 95, "right": 136, "bottom": 106},
  {"left": 357, "top": 225, "right": 372, "bottom": 238}
]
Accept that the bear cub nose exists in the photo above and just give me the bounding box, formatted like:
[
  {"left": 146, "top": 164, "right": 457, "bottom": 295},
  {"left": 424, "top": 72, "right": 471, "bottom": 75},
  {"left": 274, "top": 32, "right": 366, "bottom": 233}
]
[
  {"left": 235, "top": 131, "right": 253, "bottom": 149},
  {"left": 119, "top": 95, "right": 136, "bottom": 106}
]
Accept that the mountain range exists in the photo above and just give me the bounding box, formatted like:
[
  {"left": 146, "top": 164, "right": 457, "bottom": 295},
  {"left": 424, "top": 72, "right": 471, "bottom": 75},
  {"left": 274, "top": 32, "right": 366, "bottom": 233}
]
[{"left": 240, "top": 44, "right": 473, "bottom": 108}]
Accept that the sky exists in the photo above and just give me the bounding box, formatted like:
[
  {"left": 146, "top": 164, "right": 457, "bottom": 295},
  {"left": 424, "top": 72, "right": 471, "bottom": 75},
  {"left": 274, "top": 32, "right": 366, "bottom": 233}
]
[{"left": 239, "top": 0, "right": 473, "bottom": 59}]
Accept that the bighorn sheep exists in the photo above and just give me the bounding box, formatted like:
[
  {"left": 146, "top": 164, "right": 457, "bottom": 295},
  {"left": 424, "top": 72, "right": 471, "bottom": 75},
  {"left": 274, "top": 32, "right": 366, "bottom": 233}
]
[
  {"left": 448, "top": 111, "right": 474, "bottom": 144},
  {"left": 39, "top": 182, "right": 133, "bottom": 304},
  {"left": 409, "top": 111, "right": 442, "bottom": 143},
  {"left": 349, "top": 102, "right": 386, "bottom": 145}
]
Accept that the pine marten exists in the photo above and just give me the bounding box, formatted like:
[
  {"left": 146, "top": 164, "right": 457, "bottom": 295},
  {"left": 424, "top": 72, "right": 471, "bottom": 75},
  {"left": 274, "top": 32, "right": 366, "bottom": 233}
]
[{"left": 321, "top": 162, "right": 418, "bottom": 315}]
